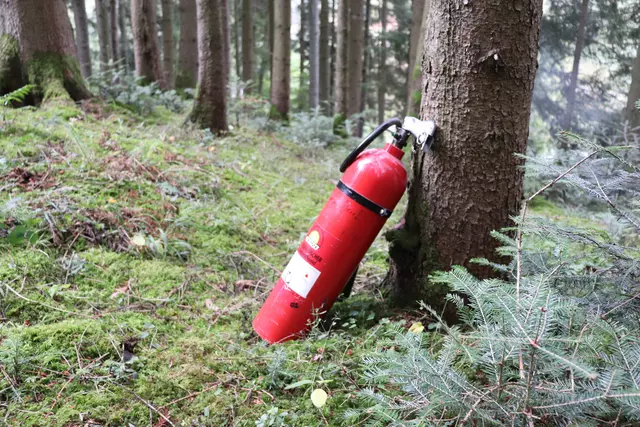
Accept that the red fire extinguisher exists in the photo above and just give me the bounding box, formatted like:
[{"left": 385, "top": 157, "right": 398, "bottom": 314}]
[{"left": 253, "top": 117, "right": 436, "bottom": 344}]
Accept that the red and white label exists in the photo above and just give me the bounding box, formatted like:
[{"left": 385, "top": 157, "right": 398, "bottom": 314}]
[{"left": 281, "top": 251, "right": 321, "bottom": 298}]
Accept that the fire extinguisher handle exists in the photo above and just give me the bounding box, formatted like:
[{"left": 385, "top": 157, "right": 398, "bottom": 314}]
[{"left": 339, "top": 118, "right": 403, "bottom": 173}]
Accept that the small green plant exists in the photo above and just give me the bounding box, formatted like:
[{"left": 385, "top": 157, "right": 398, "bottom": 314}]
[{"left": 0, "top": 84, "right": 35, "bottom": 107}]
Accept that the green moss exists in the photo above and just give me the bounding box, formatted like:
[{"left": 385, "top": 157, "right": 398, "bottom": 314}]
[
  {"left": 0, "top": 35, "right": 23, "bottom": 94},
  {"left": 24, "top": 52, "right": 90, "bottom": 102},
  {"left": 333, "top": 113, "right": 348, "bottom": 137}
]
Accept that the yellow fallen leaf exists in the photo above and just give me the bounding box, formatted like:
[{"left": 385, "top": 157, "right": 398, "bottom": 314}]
[
  {"left": 310, "top": 388, "right": 328, "bottom": 408},
  {"left": 408, "top": 322, "right": 424, "bottom": 334},
  {"left": 130, "top": 234, "right": 146, "bottom": 247},
  {"left": 107, "top": 197, "right": 117, "bottom": 204}
]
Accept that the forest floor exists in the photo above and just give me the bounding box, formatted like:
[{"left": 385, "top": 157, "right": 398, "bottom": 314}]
[{"left": 0, "top": 102, "right": 595, "bottom": 426}]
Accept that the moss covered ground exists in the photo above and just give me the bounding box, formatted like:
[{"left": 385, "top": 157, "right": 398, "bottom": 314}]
[{"left": 0, "top": 101, "right": 420, "bottom": 426}]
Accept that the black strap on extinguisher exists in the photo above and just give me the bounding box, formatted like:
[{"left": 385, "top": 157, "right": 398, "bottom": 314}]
[
  {"left": 337, "top": 181, "right": 393, "bottom": 218},
  {"left": 339, "top": 118, "right": 403, "bottom": 173}
]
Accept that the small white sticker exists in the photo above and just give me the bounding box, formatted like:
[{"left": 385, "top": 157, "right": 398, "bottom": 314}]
[{"left": 281, "top": 251, "right": 321, "bottom": 298}]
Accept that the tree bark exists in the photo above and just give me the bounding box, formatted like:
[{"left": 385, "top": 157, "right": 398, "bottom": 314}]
[
  {"left": 221, "top": 0, "right": 231, "bottom": 92},
  {"left": 96, "top": 0, "right": 112, "bottom": 71},
  {"left": 110, "top": 0, "right": 119, "bottom": 64},
  {"left": 626, "top": 44, "right": 640, "bottom": 131},
  {"left": 561, "top": 0, "right": 589, "bottom": 132},
  {"left": 346, "top": 0, "right": 363, "bottom": 128},
  {"left": 329, "top": 0, "right": 336, "bottom": 115},
  {"left": 333, "top": 0, "right": 348, "bottom": 121},
  {"left": 377, "top": 0, "right": 386, "bottom": 124},
  {"left": 385, "top": 0, "right": 543, "bottom": 313},
  {"left": 176, "top": 0, "right": 198, "bottom": 88},
  {"left": 355, "top": 0, "right": 370, "bottom": 137},
  {"left": 308, "top": 0, "right": 319, "bottom": 109},
  {"left": 242, "top": 0, "right": 254, "bottom": 93},
  {"left": 189, "top": 0, "right": 227, "bottom": 133},
  {"left": 161, "top": 0, "right": 174, "bottom": 88},
  {"left": 269, "top": 0, "right": 291, "bottom": 120},
  {"left": 268, "top": 0, "right": 274, "bottom": 81},
  {"left": 319, "top": 0, "right": 330, "bottom": 112},
  {"left": 70, "top": 0, "right": 92, "bottom": 78},
  {"left": 132, "top": 0, "right": 165, "bottom": 87},
  {"left": 118, "top": 0, "right": 130, "bottom": 72},
  {"left": 405, "top": 0, "right": 425, "bottom": 116},
  {"left": 297, "top": 0, "right": 307, "bottom": 110},
  {"left": 0, "top": 0, "right": 91, "bottom": 101}
]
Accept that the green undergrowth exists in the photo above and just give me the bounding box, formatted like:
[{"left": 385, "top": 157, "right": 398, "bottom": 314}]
[{"left": 0, "top": 102, "right": 420, "bottom": 425}]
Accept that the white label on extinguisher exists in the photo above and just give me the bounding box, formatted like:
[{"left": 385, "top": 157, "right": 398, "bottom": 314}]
[{"left": 281, "top": 251, "right": 321, "bottom": 298}]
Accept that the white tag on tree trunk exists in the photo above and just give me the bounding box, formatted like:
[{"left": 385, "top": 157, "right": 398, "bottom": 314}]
[{"left": 281, "top": 251, "right": 321, "bottom": 298}]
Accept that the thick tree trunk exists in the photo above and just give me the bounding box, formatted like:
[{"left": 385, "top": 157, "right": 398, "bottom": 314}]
[
  {"left": 189, "top": 0, "right": 227, "bottom": 132},
  {"left": 132, "top": 0, "right": 165, "bottom": 87},
  {"left": 319, "top": 0, "right": 330, "bottom": 112},
  {"left": 377, "top": 0, "right": 386, "bottom": 124},
  {"left": 70, "top": 0, "right": 92, "bottom": 78},
  {"left": 333, "top": 0, "right": 348, "bottom": 122},
  {"left": 385, "top": 0, "right": 543, "bottom": 312},
  {"left": 561, "top": 0, "right": 589, "bottom": 132},
  {"left": 242, "top": 0, "right": 254, "bottom": 93},
  {"left": 110, "top": 0, "right": 119, "bottom": 64},
  {"left": 0, "top": 0, "right": 91, "bottom": 101},
  {"left": 176, "top": 0, "right": 198, "bottom": 88},
  {"left": 161, "top": 0, "right": 174, "bottom": 88},
  {"left": 96, "top": 0, "right": 112, "bottom": 71},
  {"left": 118, "top": 0, "right": 130, "bottom": 72},
  {"left": 297, "top": 0, "right": 307, "bottom": 110},
  {"left": 346, "top": 0, "right": 363, "bottom": 129},
  {"left": 405, "top": 0, "right": 425, "bottom": 116},
  {"left": 308, "top": 0, "right": 319, "bottom": 109},
  {"left": 626, "top": 44, "right": 640, "bottom": 131},
  {"left": 269, "top": 0, "right": 291, "bottom": 120}
]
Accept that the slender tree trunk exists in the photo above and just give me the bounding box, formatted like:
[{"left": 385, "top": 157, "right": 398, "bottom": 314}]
[
  {"left": 110, "top": 0, "right": 119, "bottom": 64},
  {"left": 405, "top": 0, "right": 425, "bottom": 116},
  {"left": 70, "top": 0, "right": 92, "bottom": 78},
  {"left": 346, "top": 0, "right": 364, "bottom": 130},
  {"left": 319, "top": 0, "right": 330, "bottom": 112},
  {"left": 189, "top": 0, "right": 227, "bottom": 132},
  {"left": 329, "top": 0, "right": 336, "bottom": 115},
  {"left": 132, "top": 0, "right": 165, "bottom": 87},
  {"left": 176, "top": 0, "right": 198, "bottom": 88},
  {"left": 377, "top": 0, "right": 386, "bottom": 124},
  {"left": 234, "top": 0, "right": 241, "bottom": 88},
  {"left": 161, "top": 0, "right": 175, "bottom": 88},
  {"left": 308, "top": 0, "right": 320, "bottom": 109},
  {"left": 242, "top": 0, "right": 254, "bottom": 93},
  {"left": 221, "top": 0, "right": 231, "bottom": 91},
  {"left": 96, "top": 0, "right": 112, "bottom": 71},
  {"left": 333, "top": 0, "right": 348, "bottom": 121},
  {"left": 0, "top": 0, "right": 91, "bottom": 101},
  {"left": 269, "top": 0, "right": 291, "bottom": 120},
  {"left": 119, "top": 0, "right": 130, "bottom": 72},
  {"left": 385, "top": 0, "right": 543, "bottom": 313},
  {"left": 297, "top": 0, "right": 307, "bottom": 110},
  {"left": 562, "top": 0, "right": 589, "bottom": 131},
  {"left": 268, "top": 0, "right": 274, "bottom": 81},
  {"left": 258, "top": 0, "right": 268, "bottom": 96},
  {"left": 625, "top": 44, "right": 640, "bottom": 131},
  {"left": 356, "top": 0, "right": 370, "bottom": 136}
]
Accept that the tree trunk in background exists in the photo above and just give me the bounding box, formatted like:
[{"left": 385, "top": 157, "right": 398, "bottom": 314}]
[
  {"left": 221, "top": 0, "right": 231, "bottom": 91},
  {"left": 356, "top": 0, "right": 370, "bottom": 137},
  {"left": 233, "top": 0, "right": 241, "bottom": 88},
  {"left": 329, "top": 0, "right": 336, "bottom": 115},
  {"left": 110, "top": 0, "right": 119, "bottom": 64},
  {"left": 118, "top": 0, "right": 130, "bottom": 71},
  {"left": 333, "top": 0, "right": 348, "bottom": 128},
  {"left": 346, "top": 0, "right": 363, "bottom": 132},
  {"left": 625, "top": 44, "right": 640, "bottom": 130},
  {"left": 405, "top": 0, "right": 425, "bottom": 116},
  {"left": 132, "top": 0, "right": 165, "bottom": 87},
  {"left": 561, "top": 0, "right": 589, "bottom": 132},
  {"left": 319, "top": 0, "right": 330, "bottom": 112},
  {"left": 242, "top": 0, "right": 254, "bottom": 93},
  {"left": 176, "top": 0, "right": 198, "bottom": 88},
  {"left": 96, "top": 0, "right": 111, "bottom": 71},
  {"left": 297, "top": 0, "right": 307, "bottom": 110},
  {"left": 257, "top": 0, "right": 268, "bottom": 96},
  {"left": 268, "top": 0, "right": 274, "bottom": 80},
  {"left": 0, "top": 0, "right": 91, "bottom": 101},
  {"left": 377, "top": 0, "right": 386, "bottom": 124},
  {"left": 308, "top": 0, "right": 319, "bottom": 109},
  {"left": 269, "top": 0, "right": 291, "bottom": 120},
  {"left": 70, "top": 0, "right": 92, "bottom": 78},
  {"left": 189, "top": 0, "right": 227, "bottom": 132},
  {"left": 161, "top": 0, "right": 174, "bottom": 88},
  {"left": 385, "top": 0, "right": 543, "bottom": 313}
]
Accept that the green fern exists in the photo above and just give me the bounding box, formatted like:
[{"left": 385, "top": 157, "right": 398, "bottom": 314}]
[{"left": 0, "top": 84, "right": 36, "bottom": 106}]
